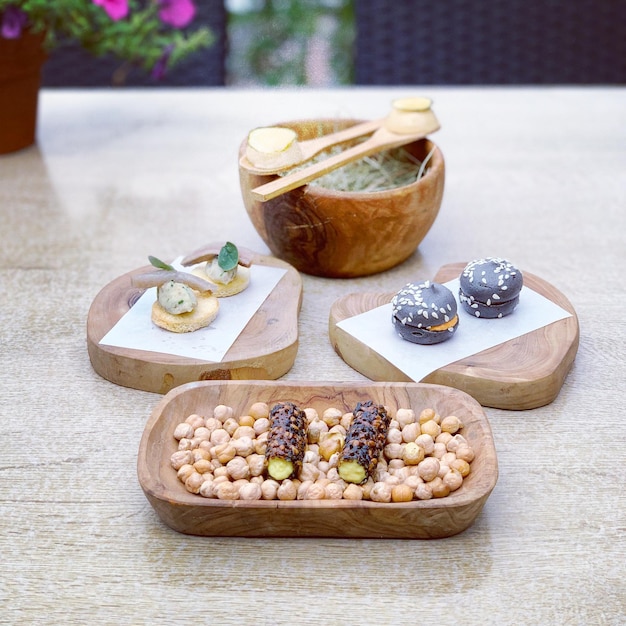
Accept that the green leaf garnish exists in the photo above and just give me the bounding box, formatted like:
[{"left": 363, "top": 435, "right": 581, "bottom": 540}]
[
  {"left": 149, "top": 255, "right": 175, "bottom": 271},
  {"left": 217, "top": 242, "right": 239, "bottom": 272}
]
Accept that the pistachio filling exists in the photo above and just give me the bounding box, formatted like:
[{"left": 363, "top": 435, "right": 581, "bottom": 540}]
[
  {"left": 157, "top": 280, "right": 197, "bottom": 315},
  {"left": 206, "top": 257, "right": 237, "bottom": 285}
]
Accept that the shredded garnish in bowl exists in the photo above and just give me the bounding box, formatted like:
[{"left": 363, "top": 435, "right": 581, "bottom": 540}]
[{"left": 281, "top": 137, "right": 435, "bottom": 193}]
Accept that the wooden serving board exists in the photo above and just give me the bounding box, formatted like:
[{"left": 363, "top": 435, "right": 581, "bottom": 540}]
[
  {"left": 87, "top": 249, "right": 302, "bottom": 394},
  {"left": 329, "top": 263, "right": 579, "bottom": 410},
  {"left": 138, "top": 380, "right": 498, "bottom": 539}
]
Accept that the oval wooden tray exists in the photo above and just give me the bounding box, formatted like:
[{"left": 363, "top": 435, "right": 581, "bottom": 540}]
[
  {"left": 329, "top": 263, "right": 579, "bottom": 410},
  {"left": 87, "top": 248, "right": 302, "bottom": 394},
  {"left": 137, "top": 380, "right": 498, "bottom": 539}
]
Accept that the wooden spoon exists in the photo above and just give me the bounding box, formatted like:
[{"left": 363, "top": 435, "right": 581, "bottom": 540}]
[
  {"left": 239, "top": 117, "right": 384, "bottom": 175},
  {"left": 251, "top": 111, "right": 440, "bottom": 202}
]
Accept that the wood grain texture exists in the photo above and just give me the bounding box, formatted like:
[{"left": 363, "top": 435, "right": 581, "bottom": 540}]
[
  {"left": 329, "top": 263, "right": 579, "bottom": 410},
  {"left": 239, "top": 119, "right": 445, "bottom": 278},
  {"left": 87, "top": 248, "right": 302, "bottom": 393},
  {"left": 138, "top": 380, "right": 498, "bottom": 538},
  {"left": 2, "top": 88, "right": 624, "bottom": 625}
]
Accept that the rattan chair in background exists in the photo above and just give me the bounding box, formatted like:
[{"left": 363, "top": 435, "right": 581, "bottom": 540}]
[
  {"left": 354, "top": 0, "right": 626, "bottom": 85},
  {"left": 41, "top": 1, "right": 227, "bottom": 87}
]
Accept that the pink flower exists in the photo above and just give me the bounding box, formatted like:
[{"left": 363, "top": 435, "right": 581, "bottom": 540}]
[
  {"left": 158, "top": 0, "right": 196, "bottom": 28},
  {"left": 92, "top": 0, "right": 129, "bottom": 22},
  {"left": 1, "top": 6, "right": 28, "bottom": 39}
]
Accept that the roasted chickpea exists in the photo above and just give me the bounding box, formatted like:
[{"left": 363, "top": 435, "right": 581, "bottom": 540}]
[
  {"left": 173, "top": 422, "right": 194, "bottom": 441},
  {"left": 174, "top": 402, "right": 473, "bottom": 504},
  {"left": 213, "top": 405, "right": 233, "bottom": 422},
  {"left": 238, "top": 414, "right": 256, "bottom": 428},
  {"left": 249, "top": 402, "right": 269, "bottom": 420}
]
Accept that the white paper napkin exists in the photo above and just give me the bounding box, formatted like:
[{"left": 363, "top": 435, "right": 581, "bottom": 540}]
[
  {"left": 99, "top": 263, "right": 287, "bottom": 362},
  {"left": 336, "top": 278, "right": 573, "bottom": 382}
]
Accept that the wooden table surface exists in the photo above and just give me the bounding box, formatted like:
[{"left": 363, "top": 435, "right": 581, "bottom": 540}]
[{"left": 1, "top": 87, "right": 624, "bottom": 625}]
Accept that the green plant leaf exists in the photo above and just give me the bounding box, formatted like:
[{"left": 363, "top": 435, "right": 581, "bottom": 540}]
[
  {"left": 0, "top": 1, "right": 214, "bottom": 75},
  {"left": 148, "top": 255, "right": 174, "bottom": 271},
  {"left": 218, "top": 242, "right": 239, "bottom": 271}
]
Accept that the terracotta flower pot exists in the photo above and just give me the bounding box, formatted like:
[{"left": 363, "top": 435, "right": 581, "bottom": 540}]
[{"left": 0, "top": 30, "right": 47, "bottom": 154}]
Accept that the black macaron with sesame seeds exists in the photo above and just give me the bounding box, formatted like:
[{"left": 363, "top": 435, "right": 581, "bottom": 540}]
[
  {"left": 391, "top": 280, "right": 459, "bottom": 344},
  {"left": 459, "top": 257, "right": 523, "bottom": 318}
]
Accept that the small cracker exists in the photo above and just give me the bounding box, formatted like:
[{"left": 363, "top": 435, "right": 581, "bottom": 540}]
[
  {"left": 151, "top": 294, "right": 219, "bottom": 333},
  {"left": 191, "top": 265, "right": 250, "bottom": 298}
]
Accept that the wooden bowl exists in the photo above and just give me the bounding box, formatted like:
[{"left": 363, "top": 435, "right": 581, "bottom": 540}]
[
  {"left": 238, "top": 119, "right": 445, "bottom": 278},
  {"left": 137, "top": 380, "right": 498, "bottom": 538}
]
